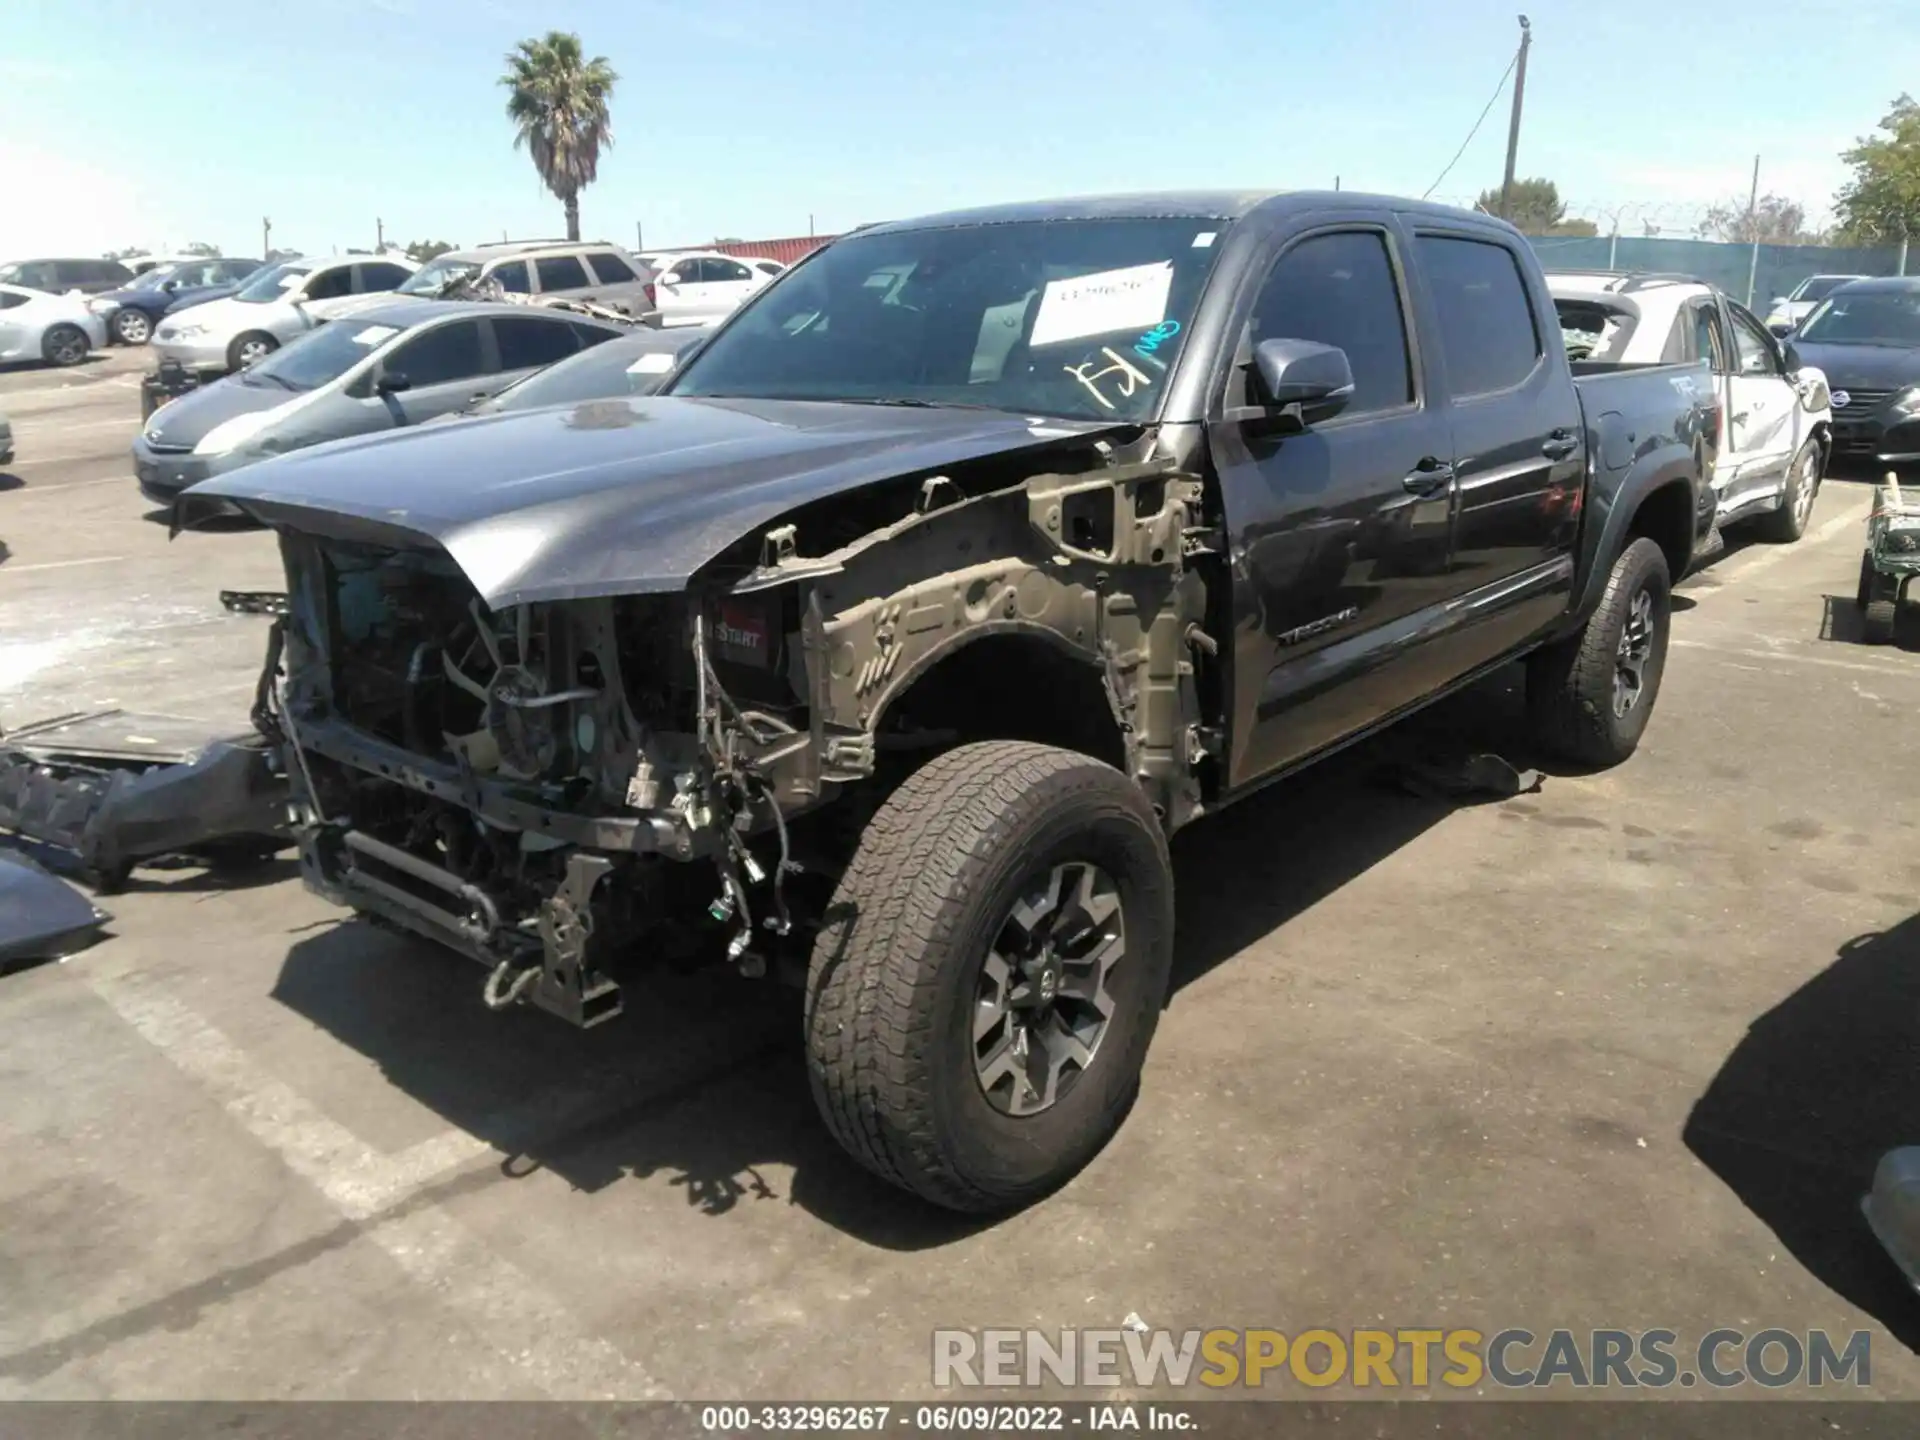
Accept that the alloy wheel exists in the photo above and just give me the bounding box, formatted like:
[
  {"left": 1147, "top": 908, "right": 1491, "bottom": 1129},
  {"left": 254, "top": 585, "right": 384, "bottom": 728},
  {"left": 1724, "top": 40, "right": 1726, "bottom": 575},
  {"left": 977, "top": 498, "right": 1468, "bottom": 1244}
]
[
  {"left": 973, "top": 861, "right": 1126, "bottom": 1118},
  {"left": 1613, "top": 589, "right": 1656, "bottom": 718}
]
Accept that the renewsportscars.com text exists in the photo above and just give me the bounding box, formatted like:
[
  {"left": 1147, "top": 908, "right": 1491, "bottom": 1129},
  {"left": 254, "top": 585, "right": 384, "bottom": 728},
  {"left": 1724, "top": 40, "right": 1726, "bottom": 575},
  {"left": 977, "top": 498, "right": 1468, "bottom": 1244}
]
[{"left": 932, "top": 1327, "right": 1871, "bottom": 1390}]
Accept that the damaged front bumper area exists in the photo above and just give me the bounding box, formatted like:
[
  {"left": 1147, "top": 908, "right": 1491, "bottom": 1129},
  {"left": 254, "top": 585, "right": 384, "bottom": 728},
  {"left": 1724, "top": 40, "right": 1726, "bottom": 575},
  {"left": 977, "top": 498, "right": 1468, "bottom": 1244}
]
[{"left": 263, "top": 438, "right": 1215, "bottom": 1031}]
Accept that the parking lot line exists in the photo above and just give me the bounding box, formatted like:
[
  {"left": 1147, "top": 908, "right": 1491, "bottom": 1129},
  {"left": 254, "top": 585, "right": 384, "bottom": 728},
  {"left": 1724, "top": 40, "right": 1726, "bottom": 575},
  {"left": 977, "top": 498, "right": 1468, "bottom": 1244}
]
[
  {"left": 1671, "top": 637, "right": 1916, "bottom": 676},
  {"left": 85, "top": 969, "right": 671, "bottom": 1400},
  {"left": 0, "top": 555, "right": 129, "bottom": 576}
]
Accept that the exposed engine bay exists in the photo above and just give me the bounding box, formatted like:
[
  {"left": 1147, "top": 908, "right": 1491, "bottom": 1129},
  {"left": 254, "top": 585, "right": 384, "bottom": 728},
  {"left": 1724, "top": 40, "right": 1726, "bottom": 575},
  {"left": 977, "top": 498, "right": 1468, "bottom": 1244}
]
[{"left": 260, "top": 436, "right": 1217, "bottom": 1027}]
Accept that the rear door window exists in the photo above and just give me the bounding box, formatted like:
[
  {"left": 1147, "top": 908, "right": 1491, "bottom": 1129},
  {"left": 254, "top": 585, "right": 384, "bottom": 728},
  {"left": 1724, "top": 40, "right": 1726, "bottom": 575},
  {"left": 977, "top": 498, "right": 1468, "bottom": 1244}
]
[
  {"left": 493, "top": 315, "right": 580, "bottom": 371},
  {"left": 1414, "top": 235, "right": 1543, "bottom": 397},
  {"left": 701, "top": 257, "right": 754, "bottom": 284},
  {"left": 534, "top": 255, "right": 592, "bottom": 292},
  {"left": 583, "top": 251, "right": 638, "bottom": 283},
  {"left": 489, "top": 260, "right": 533, "bottom": 294},
  {"left": 303, "top": 266, "right": 355, "bottom": 300},
  {"left": 354, "top": 262, "right": 414, "bottom": 293}
]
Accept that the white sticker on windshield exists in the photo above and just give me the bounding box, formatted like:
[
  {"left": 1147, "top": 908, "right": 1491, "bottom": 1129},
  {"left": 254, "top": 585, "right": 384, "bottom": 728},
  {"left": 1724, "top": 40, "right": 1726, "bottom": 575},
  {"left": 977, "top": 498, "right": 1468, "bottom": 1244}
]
[
  {"left": 627, "top": 351, "right": 676, "bottom": 374},
  {"left": 1192, "top": 231, "right": 1217, "bottom": 248},
  {"left": 351, "top": 324, "right": 400, "bottom": 346},
  {"left": 1028, "top": 261, "right": 1174, "bottom": 347}
]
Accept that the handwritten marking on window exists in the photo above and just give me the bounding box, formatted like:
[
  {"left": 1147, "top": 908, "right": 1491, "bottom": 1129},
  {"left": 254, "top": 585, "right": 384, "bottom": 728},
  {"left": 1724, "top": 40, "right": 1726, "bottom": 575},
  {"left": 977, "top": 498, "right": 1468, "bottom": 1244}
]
[{"left": 1064, "top": 347, "right": 1154, "bottom": 410}]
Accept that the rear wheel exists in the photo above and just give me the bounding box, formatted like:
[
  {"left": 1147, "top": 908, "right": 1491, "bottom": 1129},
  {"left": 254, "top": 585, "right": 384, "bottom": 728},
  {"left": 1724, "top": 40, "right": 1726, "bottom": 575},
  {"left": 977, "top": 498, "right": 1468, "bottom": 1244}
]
[
  {"left": 228, "top": 331, "right": 277, "bottom": 371},
  {"left": 41, "top": 324, "right": 89, "bottom": 367},
  {"left": 1527, "top": 537, "right": 1672, "bottom": 767},
  {"left": 1756, "top": 438, "right": 1822, "bottom": 543},
  {"left": 806, "top": 741, "right": 1175, "bottom": 1212},
  {"left": 113, "top": 308, "right": 153, "bottom": 345}
]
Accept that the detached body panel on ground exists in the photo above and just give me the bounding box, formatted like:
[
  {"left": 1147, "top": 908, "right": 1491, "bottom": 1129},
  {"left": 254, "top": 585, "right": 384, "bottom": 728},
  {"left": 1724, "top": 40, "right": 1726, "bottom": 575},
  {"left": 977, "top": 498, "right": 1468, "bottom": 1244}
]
[{"left": 187, "top": 190, "right": 1717, "bottom": 1212}]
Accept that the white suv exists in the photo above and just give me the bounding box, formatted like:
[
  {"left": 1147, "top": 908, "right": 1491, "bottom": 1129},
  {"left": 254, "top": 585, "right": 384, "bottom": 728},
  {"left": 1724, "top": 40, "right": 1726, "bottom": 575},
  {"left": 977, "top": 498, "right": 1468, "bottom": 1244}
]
[
  {"left": 1549, "top": 271, "right": 1833, "bottom": 543},
  {"left": 396, "top": 240, "right": 657, "bottom": 319}
]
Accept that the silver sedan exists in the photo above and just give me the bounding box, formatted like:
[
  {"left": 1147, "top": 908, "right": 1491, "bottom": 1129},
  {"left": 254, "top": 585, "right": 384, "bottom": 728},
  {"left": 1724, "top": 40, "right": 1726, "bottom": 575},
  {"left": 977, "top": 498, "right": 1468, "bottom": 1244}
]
[{"left": 0, "top": 284, "right": 108, "bottom": 368}]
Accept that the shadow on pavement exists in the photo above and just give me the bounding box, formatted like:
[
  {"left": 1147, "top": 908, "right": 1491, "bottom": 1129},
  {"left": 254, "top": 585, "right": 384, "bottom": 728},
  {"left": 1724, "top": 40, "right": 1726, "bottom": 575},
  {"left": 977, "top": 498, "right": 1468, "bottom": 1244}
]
[
  {"left": 1685, "top": 911, "right": 1920, "bottom": 1352},
  {"left": 267, "top": 670, "right": 1560, "bottom": 1246}
]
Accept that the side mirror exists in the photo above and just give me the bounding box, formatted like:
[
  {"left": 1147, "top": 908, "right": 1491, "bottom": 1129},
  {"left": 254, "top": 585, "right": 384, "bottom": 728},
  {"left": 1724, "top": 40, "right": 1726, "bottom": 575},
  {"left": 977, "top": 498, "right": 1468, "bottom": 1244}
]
[
  {"left": 1248, "top": 338, "right": 1355, "bottom": 426},
  {"left": 1768, "top": 321, "right": 1795, "bottom": 338},
  {"left": 658, "top": 273, "right": 681, "bottom": 287},
  {"left": 1781, "top": 341, "right": 1803, "bottom": 372},
  {"left": 376, "top": 370, "right": 412, "bottom": 395}
]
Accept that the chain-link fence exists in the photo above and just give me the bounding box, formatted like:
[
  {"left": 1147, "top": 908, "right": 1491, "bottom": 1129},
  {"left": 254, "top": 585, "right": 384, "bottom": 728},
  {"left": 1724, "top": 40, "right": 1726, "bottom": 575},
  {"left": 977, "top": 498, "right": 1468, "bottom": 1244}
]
[{"left": 1522, "top": 233, "right": 1909, "bottom": 310}]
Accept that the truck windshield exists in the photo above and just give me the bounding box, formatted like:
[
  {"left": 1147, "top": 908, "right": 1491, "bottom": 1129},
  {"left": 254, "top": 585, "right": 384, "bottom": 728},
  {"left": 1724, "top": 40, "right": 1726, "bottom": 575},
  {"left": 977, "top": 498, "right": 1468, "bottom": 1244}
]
[
  {"left": 1797, "top": 290, "right": 1920, "bottom": 346},
  {"left": 667, "top": 217, "right": 1229, "bottom": 423}
]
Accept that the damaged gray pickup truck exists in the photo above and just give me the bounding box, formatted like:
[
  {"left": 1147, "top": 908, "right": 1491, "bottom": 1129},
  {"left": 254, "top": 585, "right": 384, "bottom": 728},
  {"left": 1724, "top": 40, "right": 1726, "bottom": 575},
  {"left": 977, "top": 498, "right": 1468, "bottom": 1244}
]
[{"left": 184, "top": 191, "right": 1720, "bottom": 1211}]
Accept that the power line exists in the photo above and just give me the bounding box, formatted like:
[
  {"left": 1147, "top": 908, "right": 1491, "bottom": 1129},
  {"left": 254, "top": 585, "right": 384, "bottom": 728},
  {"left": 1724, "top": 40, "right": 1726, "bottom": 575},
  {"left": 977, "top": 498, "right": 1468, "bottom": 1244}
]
[{"left": 1421, "top": 52, "right": 1519, "bottom": 201}]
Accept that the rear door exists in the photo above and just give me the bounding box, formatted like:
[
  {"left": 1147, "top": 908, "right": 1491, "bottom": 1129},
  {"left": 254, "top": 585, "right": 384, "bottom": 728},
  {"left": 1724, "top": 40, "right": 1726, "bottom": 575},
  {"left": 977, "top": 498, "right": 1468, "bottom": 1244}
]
[
  {"left": 1406, "top": 226, "right": 1581, "bottom": 671},
  {"left": 700, "top": 255, "right": 759, "bottom": 320},
  {"left": 1207, "top": 219, "right": 1461, "bottom": 784},
  {"left": 489, "top": 314, "right": 583, "bottom": 389},
  {"left": 580, "top": 249, "right": 647, "bottom": 311},
  {"left": 1721, "top": 298, "right": 1800, "bottom": 509},
  {"left": 532, "top": 253, "right": 594, "bottom": 302}
]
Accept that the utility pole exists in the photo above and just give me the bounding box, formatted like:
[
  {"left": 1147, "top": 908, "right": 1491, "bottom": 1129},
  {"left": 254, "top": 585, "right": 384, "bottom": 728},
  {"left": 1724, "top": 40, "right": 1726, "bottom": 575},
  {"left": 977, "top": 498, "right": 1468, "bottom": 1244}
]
[
  {"left": 376, "top": 217, "right": 385, "bottom": 251},
  {"left": 262, "top": 216, "right": 272, "bottom": 259},
  {"left": 1743, "top": 155, "right": 1761, "bottom": 307},
  {"left": 1497, "top": 16, "right": 1532, "bottom": 221},
  {"left": 636, "top": 220, "right": 644, "bottom": 253},
  {"left": 1334, "top": 175, "right": 1341, "bottom": 192}
]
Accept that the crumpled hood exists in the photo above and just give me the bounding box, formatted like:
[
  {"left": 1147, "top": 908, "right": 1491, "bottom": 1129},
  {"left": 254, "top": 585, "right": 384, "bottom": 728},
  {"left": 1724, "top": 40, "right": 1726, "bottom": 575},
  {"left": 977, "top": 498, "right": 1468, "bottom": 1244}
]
[
  {"left": 183, "top": 395, "right": 1118, "bottom": 606},
  {"left": 1791, "top": 341, "right": 1920, "bottom": 395},
  {"left": 143, "top": 374, "right": 301, "bottom": 447}
]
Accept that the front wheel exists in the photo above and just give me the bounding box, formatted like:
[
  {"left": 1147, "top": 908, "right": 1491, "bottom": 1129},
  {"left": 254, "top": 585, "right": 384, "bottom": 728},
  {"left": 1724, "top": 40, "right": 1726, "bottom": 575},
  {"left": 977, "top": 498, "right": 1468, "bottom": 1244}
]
[
  {"left": 1756, "top": 438, "right": 1823, "bottom": 543},
  {"left": 227, "top": 331, "right": 277, "bottom": 371},
  {"left": 113, "top": 308, "right": 153, "bottom": 345},
  {"left": 806, "top": 741, "right": 1176, "bottom": 1213},
  {"left": 41, "top": 324, "right": 89, "bottom": 367},
  {"left": 1527, "top": 536, "right": 1673, "bottom": 767}
]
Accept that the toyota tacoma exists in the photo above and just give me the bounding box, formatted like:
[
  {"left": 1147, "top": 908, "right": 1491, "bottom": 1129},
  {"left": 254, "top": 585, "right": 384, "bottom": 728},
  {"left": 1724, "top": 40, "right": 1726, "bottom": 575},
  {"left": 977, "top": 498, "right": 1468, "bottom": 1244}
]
[{"left": 184, "top": 191, "right": 1720, "bottom": 1212}]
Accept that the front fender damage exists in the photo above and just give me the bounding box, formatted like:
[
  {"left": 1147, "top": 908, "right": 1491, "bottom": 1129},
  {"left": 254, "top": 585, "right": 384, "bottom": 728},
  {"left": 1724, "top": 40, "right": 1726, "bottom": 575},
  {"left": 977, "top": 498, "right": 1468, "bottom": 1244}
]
[{"left": 704, "top": 455, "right": 1216, "bottom": 833}]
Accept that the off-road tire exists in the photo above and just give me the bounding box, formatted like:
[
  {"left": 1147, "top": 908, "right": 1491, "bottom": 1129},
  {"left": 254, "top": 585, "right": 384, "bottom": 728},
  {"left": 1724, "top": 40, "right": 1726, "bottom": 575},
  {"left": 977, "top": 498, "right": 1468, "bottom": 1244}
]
[
  {"left": 1755, "top": 438, "right": 1822, "bottom": 543},
  {"left": 1527, "top": 536, "right": 1672, "bottom": 767},
  {"left": 1857, "top": 550, "right": 1879, "bottom": 612},
  {"left": 41, "top": 324, "right": 89, "bottom": 367},
  {"left": 805, "top": 741, "right": 1175, "bottom": 1213},
  {"left": 227, "top": 331, "right": 277, "bottom": 372}
]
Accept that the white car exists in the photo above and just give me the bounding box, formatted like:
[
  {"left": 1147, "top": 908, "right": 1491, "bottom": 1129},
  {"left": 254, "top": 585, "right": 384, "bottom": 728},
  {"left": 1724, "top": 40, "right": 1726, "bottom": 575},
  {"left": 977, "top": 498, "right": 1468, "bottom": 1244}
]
[
  {"left": 151, "top": 253, "right": 418, "bottom": 375},
  {"left": 1549, "top": 271, "right": 1832, "bottom": 543},
  {"left": 1764, "top": 274, "right": 1867, "bottom": 336},
  {"left": 0, "top": 283, "right": 108, "bottom": 368},
  {"left": 643, "top": 249, "right": 772, "bottom": 327}
]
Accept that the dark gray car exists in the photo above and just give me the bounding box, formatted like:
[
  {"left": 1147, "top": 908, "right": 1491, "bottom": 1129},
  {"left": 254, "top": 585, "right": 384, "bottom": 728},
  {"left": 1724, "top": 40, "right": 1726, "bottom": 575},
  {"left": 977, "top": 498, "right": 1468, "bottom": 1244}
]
[
  {"left": 132, "top": 300, "right": 628, "bottom": 503},
  {"left": 451, "top": 324, "right": 710, "bottom": 418}
]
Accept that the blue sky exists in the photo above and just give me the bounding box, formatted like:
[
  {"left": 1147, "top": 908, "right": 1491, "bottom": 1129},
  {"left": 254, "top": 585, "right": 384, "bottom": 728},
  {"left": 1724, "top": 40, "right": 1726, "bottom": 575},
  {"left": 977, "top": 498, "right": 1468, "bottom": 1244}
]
[{"left": 4, "top": 0, "right": 1917, "bottom": 260}]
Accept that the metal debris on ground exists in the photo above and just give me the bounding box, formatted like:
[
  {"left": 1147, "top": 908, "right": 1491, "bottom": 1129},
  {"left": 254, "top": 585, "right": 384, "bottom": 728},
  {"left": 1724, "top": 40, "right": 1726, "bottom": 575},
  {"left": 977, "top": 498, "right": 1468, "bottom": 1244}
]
[
  {"left": 220, "top": 590, "right": 290, "bottom": 616},
  {"left": 1380, "top": 750, "right": 1545, "bottom": 803},
  {"left": 0, "top": 849, "right": 110, "bottom": 971},
  {"left": 0, "top": 710, "right": 290, "bottom": 892}
]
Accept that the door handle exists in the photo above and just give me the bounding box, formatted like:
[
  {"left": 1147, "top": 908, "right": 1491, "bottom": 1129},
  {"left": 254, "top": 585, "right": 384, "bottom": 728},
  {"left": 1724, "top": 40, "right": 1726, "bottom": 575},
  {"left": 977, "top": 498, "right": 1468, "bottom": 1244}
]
[
  {"left": 1541, "top": 428, "right": 1578, "bottom": 460},
  {"left": 1402, "top": 457, "right": 1455, "bottom": 495}
]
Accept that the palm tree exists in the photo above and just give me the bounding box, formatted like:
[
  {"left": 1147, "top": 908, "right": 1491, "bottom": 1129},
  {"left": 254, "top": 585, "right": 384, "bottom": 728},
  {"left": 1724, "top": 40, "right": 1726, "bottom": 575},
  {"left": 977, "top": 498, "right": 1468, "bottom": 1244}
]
[{"left": 500, "top": 31, "right": 618, "bottom": 243}]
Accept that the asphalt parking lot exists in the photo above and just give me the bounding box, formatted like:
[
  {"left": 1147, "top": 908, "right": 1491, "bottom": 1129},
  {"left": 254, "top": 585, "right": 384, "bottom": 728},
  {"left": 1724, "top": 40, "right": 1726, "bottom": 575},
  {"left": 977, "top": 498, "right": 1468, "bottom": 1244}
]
[{"left": 5, "top": 348, "right": 1920, "bottom": 1405}]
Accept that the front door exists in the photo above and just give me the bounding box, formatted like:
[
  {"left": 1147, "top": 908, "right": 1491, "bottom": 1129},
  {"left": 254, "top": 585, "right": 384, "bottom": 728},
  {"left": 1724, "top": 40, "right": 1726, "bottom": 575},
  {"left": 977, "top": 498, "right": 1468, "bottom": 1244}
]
[{"left": 1208, "top": 224, "right": 1458, "bottom": 785}]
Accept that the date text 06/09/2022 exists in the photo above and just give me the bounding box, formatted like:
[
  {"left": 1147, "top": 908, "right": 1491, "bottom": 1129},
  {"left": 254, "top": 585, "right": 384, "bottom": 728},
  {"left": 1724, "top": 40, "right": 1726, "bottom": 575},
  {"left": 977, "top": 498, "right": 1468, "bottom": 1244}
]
[{"left": 698, "top": 1404, "right": 1196, "bottom": 1433}]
